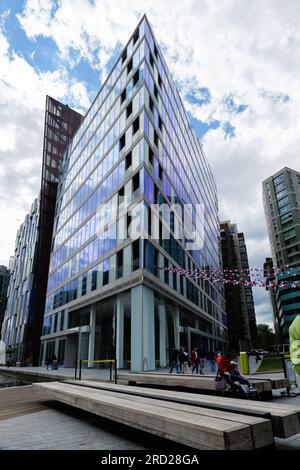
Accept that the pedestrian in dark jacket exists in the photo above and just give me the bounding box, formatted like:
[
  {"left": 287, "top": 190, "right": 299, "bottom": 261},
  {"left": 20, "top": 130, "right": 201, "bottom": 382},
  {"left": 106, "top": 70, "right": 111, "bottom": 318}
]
[
  {"left": 52, "top": 354, "right": 58, "bottom": 370},
  {"left": 169, "top": 348, "right": 180, "bottom": 374},
  {"left": 179, "top": 347, "right": 189, "bottom": 374},
  {"left": 197, "top": 346, "right": 206, "bottom": 374},
  {"left": 191, "top": 348, "right": 199, "bottom": 374},
  {"left": 255, "top": 351, "right": 261, "bottom": 363},
  {"left": 45, "top": 356, "right": 51, "bottom": 370}
]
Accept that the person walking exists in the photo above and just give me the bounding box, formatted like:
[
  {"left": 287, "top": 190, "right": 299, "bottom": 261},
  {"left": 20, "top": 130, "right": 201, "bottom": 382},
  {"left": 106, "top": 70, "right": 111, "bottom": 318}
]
[
  {"left": 179, "top": 347, "right": 189, "bottom": 374},
  {"left": 197, "top": 345, "right": 206, "bottom": 374},
  {"left": 45, "top": 356, "right": 51, "bottom": 370},
  {"left": 191, "top": 347, "right": 199, "bottom": 374},
  {"left": 255, "top": 351, "right": 261, "bottom": 363},
  {"left": 169, "top": 347, "right": 180, "bottom": 374},
  {"left": 52, "top": 354, "right": 58, "bottom": 370}
]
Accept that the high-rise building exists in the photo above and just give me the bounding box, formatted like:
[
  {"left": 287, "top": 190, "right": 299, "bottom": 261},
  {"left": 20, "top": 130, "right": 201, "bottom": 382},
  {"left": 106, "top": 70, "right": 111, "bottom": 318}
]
[
  {"left": 1, "top": 98, "right": 83, "bottom": 364},
  {"left": 263, "top": 167, "right": 300, "bottom": 343},
  {"left": 220, "top": 221, "right": 257, "bottom": 351},
  {"left": 238, "top": 232, "right": 257, "bottom": 344},
  {"left": 40, "top": 16, "right": 228, "bottom": 371},
  {"left": 263, "top": 257, "right": 280, "bottom": 341},
  {"left": 32, "top": 96, "right": 83, "bottom": 364},
  {"left": 1, "top": 198, "right": 39, "bottom": 362},
  {"left": 0, "top": 265, "right": 10, "bottom": 334}
]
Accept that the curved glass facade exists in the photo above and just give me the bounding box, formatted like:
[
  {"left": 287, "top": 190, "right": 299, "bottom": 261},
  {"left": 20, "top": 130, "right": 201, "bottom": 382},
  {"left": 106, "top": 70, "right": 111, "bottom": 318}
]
[{"left": 41, "top": 16, "right": 228, "bottom": 370}]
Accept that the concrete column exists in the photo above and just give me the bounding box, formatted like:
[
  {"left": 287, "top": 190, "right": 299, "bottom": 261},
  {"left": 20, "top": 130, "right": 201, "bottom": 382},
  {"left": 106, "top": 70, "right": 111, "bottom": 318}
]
[
  {"left": 88, "top": 304, "right": 96, "bottom": 367},
  {"left": 77, "top": 330, "right": 82, "bottom": 362},
  {"left": 168, "top": 262, "right": 173, "bottom": 290},
  {"left": 97, "top": 262, "right": 103, "bottom": 288},
  {"left": 117, "top": 215, "right": 126, "bottom": 243},
  {"left": 160, "top": 253, "right": 166, "bottom": 282},
  {"left": 77, "top": 276, "right": 82, "bottom": 298},
  {"left": 123, "top": 244, "right": 132, "bottom": 277},
  {"left": 187, "top": 329, "right": 191, "bottom": 355},
  {"left": 54, "top": 340, "right": 59, "bottom": 357},
  {"left": 41, "top": 341, "right": 46, "bottom": 366},
  {"left": 63, "top": 308, "right": 68, "bottom": 331},
  {"left": 158, "top": 303, "right": 167, "bottom": 368},
  {"left": 86, "top": 269, "right": 92, "bottom": 294},
  {"left": 116, "top": 296, "right": 124, "bottom": 369},
  {"left": 109, "top": 254, "right": 116, "bottom": 282},
  {"left": 173, "top": 308, "right": 180, "bottom": 349},
  {"left": 124, "top": 179, "right": 132, "bottom": 206},
  {"left": 131, "top": 285, "right": 155, "bottom": 372}
]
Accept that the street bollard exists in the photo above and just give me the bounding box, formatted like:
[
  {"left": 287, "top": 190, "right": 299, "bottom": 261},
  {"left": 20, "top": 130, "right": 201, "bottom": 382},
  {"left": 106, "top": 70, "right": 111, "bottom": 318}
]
[{"left": 240, "top": 352, "right": 250, "bottom": 375}]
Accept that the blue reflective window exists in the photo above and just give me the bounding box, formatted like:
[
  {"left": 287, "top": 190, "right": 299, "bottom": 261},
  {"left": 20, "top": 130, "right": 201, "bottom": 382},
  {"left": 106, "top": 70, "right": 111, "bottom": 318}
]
[
  {"left": 42, "top": 316, "right": 51, "bottom": 336},
  {"left": 91, "top": 267, "right": 97, "bottom": 291},
  {"left": 154, "top": 157, "right": 159, "bottom": 181},
  {"left": 144, "top": 112, "right": 149, "bottom": 136},
  {"left": 145, "top": 19, "right": 150, "bottom": 42},
  {"left": 81, "top": 272, "right": 87, "bottom": 296},
  {"left": 118, "top": 160, "right": 125, "bottom": 186},
  {"left": 103, "top": 258, "right": 110, "bottom": 285}
]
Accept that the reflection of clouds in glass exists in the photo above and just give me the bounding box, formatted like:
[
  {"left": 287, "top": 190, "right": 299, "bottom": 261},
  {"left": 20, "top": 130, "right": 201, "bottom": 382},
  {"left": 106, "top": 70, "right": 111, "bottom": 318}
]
[{"left": 0, "top": 340, "right": 6, "bottom": 364}]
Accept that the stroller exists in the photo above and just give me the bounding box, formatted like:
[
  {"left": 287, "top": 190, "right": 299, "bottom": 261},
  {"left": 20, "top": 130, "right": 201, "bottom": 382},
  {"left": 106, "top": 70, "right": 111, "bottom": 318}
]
[{"left": 215, "top": 361, "right": 258, "bottom": 399}]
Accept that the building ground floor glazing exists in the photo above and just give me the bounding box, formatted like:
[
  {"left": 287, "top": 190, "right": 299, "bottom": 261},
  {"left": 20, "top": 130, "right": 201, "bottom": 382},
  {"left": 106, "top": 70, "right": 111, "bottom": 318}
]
[
  {"left": 276, "top": 268, "right": 300, "bottom": 343},
  {"left": 40, "top": 283, "right": 227, "bottom": 371}
]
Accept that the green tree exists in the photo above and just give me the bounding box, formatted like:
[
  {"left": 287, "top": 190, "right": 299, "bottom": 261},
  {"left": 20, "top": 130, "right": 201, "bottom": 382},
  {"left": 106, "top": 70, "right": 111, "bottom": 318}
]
[{"left": 257, "top": 324, "right": 276, "bottom": 349}]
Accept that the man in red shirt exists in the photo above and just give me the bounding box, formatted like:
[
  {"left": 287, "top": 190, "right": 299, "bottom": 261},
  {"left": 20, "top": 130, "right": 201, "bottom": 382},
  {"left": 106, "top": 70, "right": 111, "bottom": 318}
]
[
  {"left": 217, "top": 352, "right": 251, "bottom": 388},
  {"left": 217, "top": 352, "right": 234, "bottom": 373}
]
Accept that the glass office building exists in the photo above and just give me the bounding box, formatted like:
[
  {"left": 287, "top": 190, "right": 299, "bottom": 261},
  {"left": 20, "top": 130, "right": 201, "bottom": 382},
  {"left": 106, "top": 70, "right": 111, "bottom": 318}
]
[
  {"left": 41, "top": 16, "right": 228, "bottom": 370},
  {"left": 1, "top": 199, "right": 39, "bottom": 362},
  {"left": 0, "top": 266, "right": 10, "bottom": 337},
  {"left": 263, "top": 167, "right": 300, "bottom": 343}
]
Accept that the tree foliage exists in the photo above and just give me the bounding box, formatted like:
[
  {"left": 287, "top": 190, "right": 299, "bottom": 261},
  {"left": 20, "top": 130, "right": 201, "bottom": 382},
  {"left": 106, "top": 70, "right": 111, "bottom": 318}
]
[{"left": 257, "top": 324, "right": 276, "bottom": 348}]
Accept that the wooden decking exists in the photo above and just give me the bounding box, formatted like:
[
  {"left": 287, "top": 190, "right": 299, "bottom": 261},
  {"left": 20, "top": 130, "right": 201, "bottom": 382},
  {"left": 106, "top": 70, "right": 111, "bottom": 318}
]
[
  {"left": 0, "top": 385, "right": 48, "bottom": 421},
  {"left": 117, "top": 372, "right": 274, "bottom": 394},
  {"left": 33, "top": 381, "right": 273, "bottom": 450},
  {"left": 66, "top": 380, "right": 300, "bottom": 439}
]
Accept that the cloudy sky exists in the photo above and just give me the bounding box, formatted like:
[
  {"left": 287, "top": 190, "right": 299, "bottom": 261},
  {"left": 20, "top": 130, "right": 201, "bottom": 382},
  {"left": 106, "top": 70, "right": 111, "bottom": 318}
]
[{"left": 0, "top": 0, "right": 299, "bottom": 327}]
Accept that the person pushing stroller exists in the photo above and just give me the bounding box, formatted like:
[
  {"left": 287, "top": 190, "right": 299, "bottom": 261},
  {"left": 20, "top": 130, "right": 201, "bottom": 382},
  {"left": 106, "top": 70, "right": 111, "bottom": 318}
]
[{"left": 216, "top": 352, "right": 255, "bottom": 395}]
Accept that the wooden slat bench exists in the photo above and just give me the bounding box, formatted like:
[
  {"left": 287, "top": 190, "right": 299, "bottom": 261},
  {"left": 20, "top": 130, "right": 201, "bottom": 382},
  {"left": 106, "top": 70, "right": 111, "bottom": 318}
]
[
  {"left": 65, "top": 380, "right": 300, "bottom": 439},
  {"left": 117, "top": 372, "right": 272, "bottom": 394},
  {"left": 33, "top": 382, "right": 273, "bottom": 450},
  {"left": 247, "top": 376, "right": 290, "bottom": 390}
]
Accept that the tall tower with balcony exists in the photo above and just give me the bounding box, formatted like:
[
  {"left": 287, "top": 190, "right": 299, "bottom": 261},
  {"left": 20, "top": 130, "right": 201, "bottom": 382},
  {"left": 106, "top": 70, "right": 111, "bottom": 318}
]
[{"left": 263, "top": 167, "right": 300, "bottom": 343}]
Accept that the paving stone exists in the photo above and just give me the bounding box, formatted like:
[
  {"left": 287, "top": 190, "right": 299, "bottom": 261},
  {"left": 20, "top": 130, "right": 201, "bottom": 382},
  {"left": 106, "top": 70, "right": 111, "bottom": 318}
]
[{"left": 0, "top": 407, "right": 146, "bottom": 450}]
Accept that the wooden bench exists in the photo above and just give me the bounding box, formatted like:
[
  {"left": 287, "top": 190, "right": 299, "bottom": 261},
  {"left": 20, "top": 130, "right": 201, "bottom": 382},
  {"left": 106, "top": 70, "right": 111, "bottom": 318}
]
[
  {"left": 247, "top": 376, "right": 290, "bottom": 390},
  {"left": 33, "top": 382, "right": 273, "bottom": 450},
  {"left": 117, "top": 372, "right": 272, "bottom": 394},
  {"left": 65, "top": 380, "right": 300, "bottom": 439}
]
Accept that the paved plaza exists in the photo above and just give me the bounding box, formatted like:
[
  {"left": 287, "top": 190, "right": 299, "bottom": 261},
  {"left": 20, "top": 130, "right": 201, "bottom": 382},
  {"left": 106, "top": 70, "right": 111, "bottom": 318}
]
[
  {"left": 0, "top": 355, "right": 262, "bottom": 381},
  {"left": 1, "top": 358, "right": 300, "bottom": 450},
  {"left": 0, "top": 391, "right": 299, "bottom": 450},
  {"left": 0, "top": 404, "right": 149, "bottom": 451}
]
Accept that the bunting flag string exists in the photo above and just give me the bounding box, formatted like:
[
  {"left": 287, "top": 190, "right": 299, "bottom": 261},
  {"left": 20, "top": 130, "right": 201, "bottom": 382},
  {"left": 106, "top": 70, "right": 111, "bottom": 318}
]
[{"left": 157, "top": 266, "right": 300, "bottom": 289}]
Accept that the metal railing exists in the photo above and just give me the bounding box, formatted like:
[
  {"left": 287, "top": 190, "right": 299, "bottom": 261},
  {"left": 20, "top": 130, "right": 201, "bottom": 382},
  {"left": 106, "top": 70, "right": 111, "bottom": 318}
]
[{"left": 74, "top": 359, "right": 117, "bottom": 383}]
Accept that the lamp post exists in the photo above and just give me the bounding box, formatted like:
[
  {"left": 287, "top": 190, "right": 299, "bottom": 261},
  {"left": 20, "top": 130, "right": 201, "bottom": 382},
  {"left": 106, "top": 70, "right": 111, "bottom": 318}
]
[{"left": 113, "top": 300, "right": 117, "bottom": 384}]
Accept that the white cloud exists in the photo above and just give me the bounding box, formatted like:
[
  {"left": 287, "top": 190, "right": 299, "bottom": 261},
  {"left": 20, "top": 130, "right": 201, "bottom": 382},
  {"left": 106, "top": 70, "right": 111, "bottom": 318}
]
[
  {"left": 2, "top": 0, "right": 300, "bottom": 325},
  {"left": 0, "top": 18, "right": 91, "bottom": 266}
]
